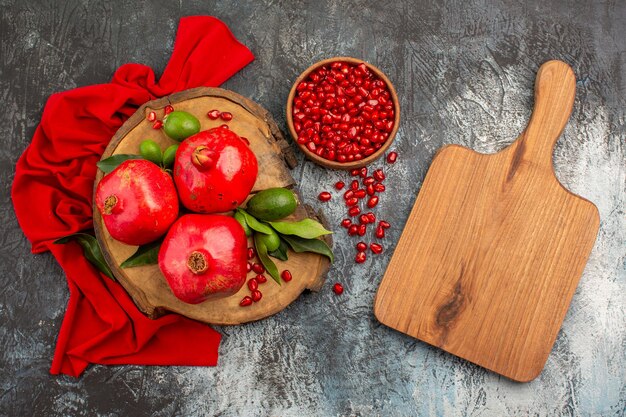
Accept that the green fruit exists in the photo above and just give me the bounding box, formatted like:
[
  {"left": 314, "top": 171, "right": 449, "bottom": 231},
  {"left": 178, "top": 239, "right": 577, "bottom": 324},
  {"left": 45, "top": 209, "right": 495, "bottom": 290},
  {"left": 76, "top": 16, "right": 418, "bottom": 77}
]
[
  {"left": 256, "top": 230, "right": 280, "bottom": 252},
  {"left": 163, "top": 111, "right": 201, "bottom": 141},
  {"left": 246, "top": 188, "right": 298, "bottom": 221},
  {"left": 234, "top": 211, "right": 252, "bottom": 237},
  {"left": 162, "top": 144, "right": 179, "bottom": 168},
  {"left": 139, "top": 140, "right": 162, "bottom": 165}
]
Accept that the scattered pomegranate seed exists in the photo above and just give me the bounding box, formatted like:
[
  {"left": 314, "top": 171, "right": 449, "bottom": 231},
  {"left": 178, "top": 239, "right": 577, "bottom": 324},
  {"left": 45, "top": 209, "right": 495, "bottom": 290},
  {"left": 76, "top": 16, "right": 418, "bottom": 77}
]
[
  {"left": 359, "top": 214, "right": 369, "bottom": 224},
  {"left": 341, "top": 219, "right": 352, "bottom": 228},
  {"left": 348, "top": 225, "right": 359, "bottom": 235},
  {"left": 354, "top": 189, "right": 367, "bottom": 199},
  {"left": 358, "top": 224, "right": 366, "bottom": 236},
  {"left": 366, "top": 184, "right": 375, "bottom": 195},
  {"left": 359, "top": 167, "right": 368, "bottom": 178},
  {"left": 240, "top": 137, "right": 250, "bottom": 145},
  {"left": 350, "top": 180, "right": 359, "bottom": 190},
  {"left": 240, "top": 296, "right": 253, "bottom": 307},
  {"left": 220, "top": 124, "right": 229, "bottom": 129},
  {"left": 348, "top": 206, "right": 361, "bottom": 217},
  {"left": 256, "top": 274, "right": 267, "bottom": 284},
  {"left": 376, "top": 226, "right": 385, "bottom": 239},
  {"left": 346, "top": 197, "right": 359, "bottom": 207},
  {"left": 248, "top": 278, "right": 259, "bottom": 291},
  {"left": 281, "top": 270, "right": 293, "bottom": 282},
  {"left": 356, "top": 241, "right": 367, "bottom": 252},
  {"left": 367, "top": 196, "right": 379, "bottom": 208},
  {"left": 152, "top": 120, "right": 163, "bottom": 129},
  {"left": 335, "top": 181, "right": 345, "bottom": 190},
  {"left": 333, "top": 283, "right": 344, "bottom": 295},
  {"left": 355, "top": 251, "right": 367, "bottom": 263},
  {"left": 147, "top": 111, "right": 157, "bottom": 122},
  {"left": 370, "top": 243, "right": 383, "bottom": 254},
  {"left": 387, "top": 151, "right": 398, "bottom": 164},
  {"left": 374, "top": 183, "right": 386, "bottom": 192},
  {"left": 366, "top": 212, "right": 376, "bottom": 223},
  {"left": 207, "top": 109, "right": 221, "bottom": 120},
  {"left": 246, "top": 262, "right": 252, "bottom": 273},
  {"left": 363, "top": 176, "right": 375, "bottom": 186},
  {"left": 350, "top": 168, "right": 360, "bottom": 176},
  {"left": 247, "top": 247, "right": 256, "bottom": 260},
  {"left": 252, "top": 263, "right": 265, "bottom": 274},
  {"left": 164, "top": 105, "right": 174, "bottom": 115},
  {"left": 220, "top": 111, "right": 233, "bottom": 121},
  {"left": 373, "top": 169, "right": 385, "bottom": 181},
  {"left": 344, "top": 190, "right": 355, "bottom": 200},
  {"left": 251, "top": 290, "right": 263, "bottom": 302},
  {"left": 379, "top": 220, "right": 391, "bottom": 229},
  {"left": 318, "top": 191, "right": 332, "bottom": 202}
]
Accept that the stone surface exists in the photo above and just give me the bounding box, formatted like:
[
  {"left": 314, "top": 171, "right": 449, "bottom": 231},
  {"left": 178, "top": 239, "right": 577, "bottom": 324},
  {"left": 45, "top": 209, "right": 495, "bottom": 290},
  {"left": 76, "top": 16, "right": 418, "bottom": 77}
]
[{"left": 1, "top": 0, "right": 624, "bottom": 415}]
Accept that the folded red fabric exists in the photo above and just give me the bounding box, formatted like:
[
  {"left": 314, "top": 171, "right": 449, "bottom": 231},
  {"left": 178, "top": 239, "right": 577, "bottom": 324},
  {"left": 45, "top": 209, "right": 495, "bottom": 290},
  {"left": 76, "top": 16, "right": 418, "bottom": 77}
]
[{"left": 11, "top": 16, "right": 254, "bottom": 377}]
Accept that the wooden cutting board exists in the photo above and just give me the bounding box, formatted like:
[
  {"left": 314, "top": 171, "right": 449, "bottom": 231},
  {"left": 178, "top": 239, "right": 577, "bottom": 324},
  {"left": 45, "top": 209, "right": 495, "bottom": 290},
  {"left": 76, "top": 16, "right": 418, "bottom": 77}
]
[
  {"left": 93, "top": 87, "right": 330, "bottom": 325},
  {"left": 374, "top": 61, "right": 600, "bottom": 382}
]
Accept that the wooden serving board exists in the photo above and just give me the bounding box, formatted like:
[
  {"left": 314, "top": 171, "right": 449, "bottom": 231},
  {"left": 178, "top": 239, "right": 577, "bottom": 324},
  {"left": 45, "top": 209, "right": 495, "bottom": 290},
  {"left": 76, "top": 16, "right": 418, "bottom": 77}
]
[
  {"left": 93, "top": 87, "right": 330, "bottom": 325},
  {"left": 374, "top": 61, "right": 600, "bottom": 381}
]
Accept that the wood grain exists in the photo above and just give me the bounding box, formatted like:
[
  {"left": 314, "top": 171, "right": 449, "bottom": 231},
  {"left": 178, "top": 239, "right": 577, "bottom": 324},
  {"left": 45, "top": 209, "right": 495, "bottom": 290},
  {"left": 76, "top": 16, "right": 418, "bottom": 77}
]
[
  {"left": 93, "top": 87, "right": 330, "bottom": 325},
  {"left": 374, "top": 61, "right": 600, "bottom": 382}
]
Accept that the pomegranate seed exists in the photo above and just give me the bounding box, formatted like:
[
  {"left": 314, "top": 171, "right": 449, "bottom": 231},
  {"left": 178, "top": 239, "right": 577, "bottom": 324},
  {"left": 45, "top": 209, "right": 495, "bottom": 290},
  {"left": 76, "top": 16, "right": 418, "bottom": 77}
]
[
  {"left": 247, "top": 247, "right": 256, "bottom": 259},
  {"left": 374, "top": 183, "right": 386, "bottom": 192},
  {"left": 350, "top": 180, "right": 359, "bottom": 190},
  {"left": 281, "top": 270, "right": 293, "bottom": 282},
  {"left": 164, "top": 105, "right": 174, "bottom": 115},
  {"left": 355, "top": 251, "right": 367, "bottom": 263},
  {"left": 358, "top": 224, "right": 366, "bottom": 236},
  {"left": 207, "top": 109, "right": 221, "bottom": 120},
  {"left": 348, "top": 206, "right": 361, "bottom": 217},
  {"left": 373, "top": 169, "right": 385, "bottom": 181},
  {"left": 354, "top": 189, "right": 367, "bottom": 199},
  {"left": 256, "top": 274, "right": 267, "bottom": 284},
  {"left": 376, "top": 226, "right": 385, "bottom": 239},
  {"left": 366, "top": 212, "right": 376, "bottom": 223},
  {"left": 379, "top": 220, "right": 391, "bottom": 229},
  {"left": 367, "top": 196, "right": 379, "bottom": 208},
  {"left": 366, "top": 184, "right": 375, "bottom": 195},
  {"left": 387, "top": 151, "right": 398, "bottom": 164},
  {"left": 333, "top": 283, "right": 344, "bottom": 295},
  {"left": 319, "top": 191, "right": 332, "bottom": 202},
  {"left": 359, "top": 214, "right": 369, "bottom": 224},
  {"left": 146, "top": 111, "right": 157, "bottom": 122},
  {"left": 220, "top": 124, "right": 229, "bottom": 129},
  {"left": 344, "top": 190, "right": 355, "bottom": 200},
  {"left": 341, "top": 219, "right": 352, "bottom": 228},
  {"left": 252, "top": 263, "right": 265, "bottom": 274},
  {"left": 346, "top": 197, "right": 359, "bottom": 207},
  {"left": 348, "top": 224, "right": 359, "bottom": 235},
  {"left": 350, "top": 168, "right": 360, "bottom": 176},
  {"left": 152, "top": 120, "right": 163, "bottom": 129},
  {"left": 251, "top": 290, "right": 263, "bottom": 302},
  {"left": 335, "top": 181, "right": 345, "bottom": 190},
  {"left": 240, "top": 296, "right": 253, "bottom": 307},
  {"left": 370, "top": 243, "right": 383, "bottom": 254},
  {"left": 356, "top": 241, "right": 367, "bottom": 251},
  {"left": 246, "top": 262, "right": 252, "bottom": 273},
  {"left": 220, "top": 111, "right": 233, "bottom": 121},
  {"left": 363, "top": 176, "right": 375, "bottom": 186},
  {"left": 248, "top": 278, "right": 259, "bottom": 291},
  {"left": 358, "top": 167, "right": 367, "bottom": 177}
]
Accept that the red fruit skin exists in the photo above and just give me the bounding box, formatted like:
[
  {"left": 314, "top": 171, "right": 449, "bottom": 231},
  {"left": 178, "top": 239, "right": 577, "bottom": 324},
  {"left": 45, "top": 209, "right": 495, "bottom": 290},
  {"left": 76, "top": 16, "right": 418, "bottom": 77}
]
[
  {"left": 95, "top": 159, "right": 178, "bottom": 246},
  {"left": 158, "top": 214, "right": 248, "bottom": 304},
  {"left": 174, "top": 128, "right": 258, "bottom": 213}
]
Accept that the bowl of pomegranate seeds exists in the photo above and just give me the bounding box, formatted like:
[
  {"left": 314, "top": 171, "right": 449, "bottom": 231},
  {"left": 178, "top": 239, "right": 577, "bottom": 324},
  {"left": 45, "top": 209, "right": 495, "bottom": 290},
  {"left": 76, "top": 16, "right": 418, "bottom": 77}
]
[{"left": 287, "top": 57, "right": 400, "bottom": 169}]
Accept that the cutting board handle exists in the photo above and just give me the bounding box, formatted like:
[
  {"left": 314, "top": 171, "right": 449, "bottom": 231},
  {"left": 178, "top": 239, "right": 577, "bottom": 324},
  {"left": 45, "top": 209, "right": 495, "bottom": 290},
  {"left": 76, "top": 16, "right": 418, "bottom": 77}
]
[{"left": 520, "top": 60, "right": 576, "bottom": 168}]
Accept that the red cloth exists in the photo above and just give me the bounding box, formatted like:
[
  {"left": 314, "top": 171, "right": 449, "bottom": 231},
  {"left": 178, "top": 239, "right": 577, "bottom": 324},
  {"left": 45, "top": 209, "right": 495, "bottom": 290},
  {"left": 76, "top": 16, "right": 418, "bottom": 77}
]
[{"left": 11, "top": 16, "right": 254, "bottom": 377}]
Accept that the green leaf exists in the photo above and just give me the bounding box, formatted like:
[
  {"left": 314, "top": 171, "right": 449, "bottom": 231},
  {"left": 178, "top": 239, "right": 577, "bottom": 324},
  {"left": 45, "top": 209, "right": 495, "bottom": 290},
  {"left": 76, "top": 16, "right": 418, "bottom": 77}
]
[
  {"left": 238, "top": 209, "right": 273, "bottom": 235},
  {"left": 254, "top": 233, "right": 280, "bottom": 284},
  {"left": 268, "top": 237, "right": 289, "bottom": 261},
  {"left": 269, "top": 218, "right": 333, "bottom": 239},
  {"left": 54, "top": 232, "right": 115, "bottom": 279},
  {"left": 120, "top": 239, "right": 162, "bottom": 268},
  {"left": 233, "top": 211, "right": 252, "bottom": 237},
  {"left": 97, "top": 154, "right": 143, "bottom": 174},
  {"left": 281, "top": 234, "right": 334, "bottom": 263}
]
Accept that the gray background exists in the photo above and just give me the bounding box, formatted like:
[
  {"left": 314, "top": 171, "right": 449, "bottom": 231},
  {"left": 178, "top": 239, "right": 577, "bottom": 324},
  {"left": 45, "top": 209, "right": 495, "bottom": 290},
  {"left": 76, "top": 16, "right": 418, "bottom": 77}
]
[{"left": 1, "top": 0, "right": 625, "bottom": 416}]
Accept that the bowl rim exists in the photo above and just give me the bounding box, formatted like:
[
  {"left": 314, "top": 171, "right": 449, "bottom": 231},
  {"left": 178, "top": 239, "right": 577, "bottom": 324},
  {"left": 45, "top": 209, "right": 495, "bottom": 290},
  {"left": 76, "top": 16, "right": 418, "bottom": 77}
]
[{"left": 286, "top": 56, "right": 400, "bottom": 170}]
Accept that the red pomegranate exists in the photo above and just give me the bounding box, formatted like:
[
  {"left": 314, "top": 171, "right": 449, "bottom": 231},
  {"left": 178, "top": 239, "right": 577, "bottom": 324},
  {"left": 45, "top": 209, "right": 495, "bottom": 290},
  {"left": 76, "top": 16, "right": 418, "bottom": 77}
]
[
  {"left": 95, "top": 159, "right": 179, "bottom": 246},
  {"left": 158, "top": 214, "right": 248, "bottom": 304},
  {"left": 173, "top": 127, "right": 258, "bottom": 213}
]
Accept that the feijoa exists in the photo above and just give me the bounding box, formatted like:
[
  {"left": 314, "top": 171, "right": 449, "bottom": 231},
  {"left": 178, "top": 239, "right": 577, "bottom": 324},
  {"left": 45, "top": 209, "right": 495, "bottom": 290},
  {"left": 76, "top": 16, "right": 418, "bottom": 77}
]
[
  {"left": 163, "top": 111, "right": 201, "bottom": 141},
  {"left": 256, "top": 230, "right": 281, "bottom": 252},
  {"left": 246, "top": 188, "right": 298, "bottom": 221},
  {"left": 162, "top": 144, "right": 179, "bottom": 168},
  {"left": 139, "top": 139, "right": 162, "bottom": 165}
]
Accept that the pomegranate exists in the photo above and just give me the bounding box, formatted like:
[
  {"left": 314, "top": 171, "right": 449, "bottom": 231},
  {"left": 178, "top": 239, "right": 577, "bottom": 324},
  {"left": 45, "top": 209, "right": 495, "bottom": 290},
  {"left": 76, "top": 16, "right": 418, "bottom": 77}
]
[
  {"left": 95, "top": 159, "right": 178, "bottom": 246},
  {"left": 174, "top": 127, "right": 258, "bottom": 213},
  {"left": 158, "top": 214, "right": 248, "bottom": 304}
]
